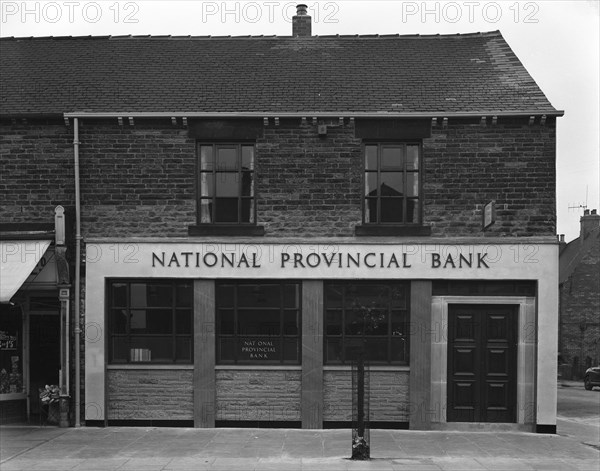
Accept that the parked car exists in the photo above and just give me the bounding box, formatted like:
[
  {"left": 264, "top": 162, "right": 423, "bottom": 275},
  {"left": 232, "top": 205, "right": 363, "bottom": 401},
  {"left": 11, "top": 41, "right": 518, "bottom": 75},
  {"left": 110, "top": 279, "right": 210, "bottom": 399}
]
[{"left": 584, "top": 366, "right": 600, "bottom": 390}]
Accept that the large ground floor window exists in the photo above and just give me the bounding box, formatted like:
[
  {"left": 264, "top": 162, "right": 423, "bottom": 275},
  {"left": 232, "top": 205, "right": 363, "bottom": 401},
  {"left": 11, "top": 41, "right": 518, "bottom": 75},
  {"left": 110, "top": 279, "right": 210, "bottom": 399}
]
[
  {"left": 0, "top": 304, "right": 24, "bottom": 394},
  {"left": 325, "top": 281, "right": 410, "bottom": 364},
  {"left": 109, "top": 280, "right": 193, "bottom": 363},
  {"left": 216, "top": 281, "right": 301, "bottom": 364}
]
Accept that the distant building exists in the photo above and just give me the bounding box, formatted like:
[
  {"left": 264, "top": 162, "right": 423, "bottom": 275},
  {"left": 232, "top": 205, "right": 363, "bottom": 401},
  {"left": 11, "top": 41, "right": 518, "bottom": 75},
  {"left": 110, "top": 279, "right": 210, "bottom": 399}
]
[{"left": 559, "top": 209, "right": 600, "bottom": 378}]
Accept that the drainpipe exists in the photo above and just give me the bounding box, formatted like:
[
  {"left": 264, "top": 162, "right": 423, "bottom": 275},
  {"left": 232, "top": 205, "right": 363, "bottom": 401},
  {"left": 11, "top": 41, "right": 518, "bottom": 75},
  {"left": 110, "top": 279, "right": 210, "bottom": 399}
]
[{"left": 73, "top": 117, "right": 82, "bottom": 427}]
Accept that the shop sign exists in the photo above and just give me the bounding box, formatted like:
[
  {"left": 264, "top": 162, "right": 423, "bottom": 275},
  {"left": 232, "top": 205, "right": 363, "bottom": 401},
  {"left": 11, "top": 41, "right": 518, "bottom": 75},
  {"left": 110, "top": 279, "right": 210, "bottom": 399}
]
[
  {"left": 151, "top": 249, "right": 491, "bottom": 270},
  {"left": 239, "top": 339, "right": 278, "bottom": 361},
  {"left": 0, "top": 331, "right": 17, "bottom": 350},
  {"left": 84, "top": 242, "right": 552, "bottom": 280}
]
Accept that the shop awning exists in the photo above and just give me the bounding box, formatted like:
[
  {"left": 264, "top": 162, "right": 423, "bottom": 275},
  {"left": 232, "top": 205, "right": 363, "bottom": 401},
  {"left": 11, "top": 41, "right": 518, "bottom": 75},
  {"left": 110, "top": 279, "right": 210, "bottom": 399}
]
[{"left": 0, "top": 240, "right": 51, "bottom": 303}]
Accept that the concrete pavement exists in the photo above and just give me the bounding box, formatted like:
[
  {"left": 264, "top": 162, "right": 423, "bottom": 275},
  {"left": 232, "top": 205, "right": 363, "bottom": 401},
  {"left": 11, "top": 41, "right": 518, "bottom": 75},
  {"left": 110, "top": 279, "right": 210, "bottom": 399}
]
[{"left": 1, "top": 425, "right": 598, "bottom": 471}]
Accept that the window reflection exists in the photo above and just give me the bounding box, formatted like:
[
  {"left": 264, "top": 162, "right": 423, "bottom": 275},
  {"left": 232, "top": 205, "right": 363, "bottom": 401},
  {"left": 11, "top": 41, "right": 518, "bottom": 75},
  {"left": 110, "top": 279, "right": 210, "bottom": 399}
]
[
  {"left": 325, "top": 282, "right": 409, "bottom": 364},
  {"left": 217, "top": 282, "right": 301, "bottom": 364},
  {"left": 363, "top": 143, "right": 421, "bottom": 224},
  {"left": 198, "top": 143, "right": 255, "bottom": 224},
  {"left": 109, "top": 281, "right": 193, "bottom": 364}
]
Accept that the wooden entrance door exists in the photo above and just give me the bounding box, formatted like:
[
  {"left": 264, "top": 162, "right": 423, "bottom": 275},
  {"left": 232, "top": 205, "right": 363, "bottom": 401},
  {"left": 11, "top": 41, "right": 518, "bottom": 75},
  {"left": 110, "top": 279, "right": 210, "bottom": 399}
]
[
  {"left": 447, "top": 304, "right": 517, "bottom": 423},
  {"left": 29, "top": 313, "right": 60, "bottom": 414}
]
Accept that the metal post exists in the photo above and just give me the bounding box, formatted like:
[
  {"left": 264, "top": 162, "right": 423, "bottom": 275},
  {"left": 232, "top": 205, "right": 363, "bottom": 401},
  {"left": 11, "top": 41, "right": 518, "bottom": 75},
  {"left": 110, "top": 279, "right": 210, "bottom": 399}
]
[
  {"left": 357, "top": 356, "right": 365, "bottom": 438},
  {"left": 351, "top": 349, "right": 370, "bottom": 460}
]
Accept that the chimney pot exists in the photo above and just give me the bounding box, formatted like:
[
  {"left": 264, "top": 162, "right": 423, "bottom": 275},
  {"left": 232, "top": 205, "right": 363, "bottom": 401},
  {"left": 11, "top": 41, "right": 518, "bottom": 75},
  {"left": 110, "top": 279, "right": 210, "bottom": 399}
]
[
  {"left": 580, "top": 208, "right": 600, "bottom": 241},
  {"left": 559, "top": 234, "right": 565, "bottom": 243},
  {"left": 293, "top": 4, "right": 311, "bottom": 37}
]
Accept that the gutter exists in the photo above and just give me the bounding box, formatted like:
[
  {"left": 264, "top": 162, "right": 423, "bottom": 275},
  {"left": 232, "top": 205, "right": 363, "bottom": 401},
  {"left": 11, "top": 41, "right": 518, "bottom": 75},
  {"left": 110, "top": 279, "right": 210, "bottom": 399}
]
[
  {"left": 0, "top": 113, "right": 64, "bottom": 119},
  {"left": 63, "top": 110, "right": 565, "bottom": 118}
]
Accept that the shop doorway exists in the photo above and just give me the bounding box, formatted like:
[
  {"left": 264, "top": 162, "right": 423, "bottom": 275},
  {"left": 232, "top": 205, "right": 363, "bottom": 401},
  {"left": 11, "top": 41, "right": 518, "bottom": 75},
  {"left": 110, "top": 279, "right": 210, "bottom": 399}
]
[
  {"left": 447, "top": 304, "right": 517, "bottom": 423},
  {"left": 28, "top": 299, "right": 60, "bottom": 416}
]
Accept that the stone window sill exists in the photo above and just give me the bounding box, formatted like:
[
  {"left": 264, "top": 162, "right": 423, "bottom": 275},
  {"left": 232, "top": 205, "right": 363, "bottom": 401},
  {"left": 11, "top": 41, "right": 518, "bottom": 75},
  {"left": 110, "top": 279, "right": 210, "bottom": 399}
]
[
  {"left": 188, "top": 225, "right": 265, "bottom": 237},
  {"left": 107, "top": 364, "right": 193, "bottom": 370},
  {"left": 355, "top": 225, "right": 432, "bottom": 237}
]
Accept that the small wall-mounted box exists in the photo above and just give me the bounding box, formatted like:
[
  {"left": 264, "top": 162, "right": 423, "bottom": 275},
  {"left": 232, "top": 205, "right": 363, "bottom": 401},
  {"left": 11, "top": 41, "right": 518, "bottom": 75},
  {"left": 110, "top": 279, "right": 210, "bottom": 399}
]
[{"left": 482, "top": 201, "right": 496, "bottom": 230}]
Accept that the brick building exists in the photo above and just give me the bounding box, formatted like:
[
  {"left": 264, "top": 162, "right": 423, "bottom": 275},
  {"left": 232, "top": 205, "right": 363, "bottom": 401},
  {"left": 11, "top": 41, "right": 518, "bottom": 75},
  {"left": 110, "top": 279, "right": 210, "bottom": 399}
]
[
  {"left": 559, "top": 209, "right": 600, "bottom": 379},
  {"left": 1, "top": 7, "right": 563, "bottom": 431}
]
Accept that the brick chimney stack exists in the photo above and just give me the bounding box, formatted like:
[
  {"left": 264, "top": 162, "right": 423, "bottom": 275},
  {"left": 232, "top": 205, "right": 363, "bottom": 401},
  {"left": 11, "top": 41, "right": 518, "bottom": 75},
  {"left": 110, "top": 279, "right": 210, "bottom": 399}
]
[
  {"left": 580, "top": 208, "right": 600, "bottom": 242},
  {"left": 293, "top": 4, "right": 311, "bottom": 37}
]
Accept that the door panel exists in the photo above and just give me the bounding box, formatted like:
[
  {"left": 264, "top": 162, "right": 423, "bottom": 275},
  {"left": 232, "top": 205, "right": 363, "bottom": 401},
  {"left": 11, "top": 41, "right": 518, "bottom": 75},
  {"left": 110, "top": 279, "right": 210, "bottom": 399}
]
[
  {"left": 487, "top": 348, "right": 509, "bottom": 374},
  {"left": 447, "top": 305, "right": 517, "bottom": 423},
  {"left": 451, "top": 381, "right": 477, "bottom": 422},
  {"left": 455, "top": 347, "right": 476, "bottom": 373},
  {"left": 455, "top": 315, "right": 476, "bottom": 340},
  {"left": 485, "top": 381, "right": 509, "bottom": 407}
]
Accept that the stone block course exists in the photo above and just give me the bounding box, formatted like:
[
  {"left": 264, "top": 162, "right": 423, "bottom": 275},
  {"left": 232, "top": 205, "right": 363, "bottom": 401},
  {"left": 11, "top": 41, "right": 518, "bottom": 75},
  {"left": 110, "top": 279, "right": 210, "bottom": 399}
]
[
  {"left": 106, "top": 369, "right": 193, "bottom": 420},
  {"left": 216, "top": 369, "right": 301, "bottom": 422},
  {"left": 323, "top": 370, "right": 409, "bottom": 422}
]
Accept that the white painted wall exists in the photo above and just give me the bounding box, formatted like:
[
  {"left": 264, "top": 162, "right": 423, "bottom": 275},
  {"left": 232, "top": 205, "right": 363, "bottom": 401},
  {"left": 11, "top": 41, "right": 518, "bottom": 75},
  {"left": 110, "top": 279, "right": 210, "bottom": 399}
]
[{"left": 84, "top": 240, "right": 558, "bottom": 423}]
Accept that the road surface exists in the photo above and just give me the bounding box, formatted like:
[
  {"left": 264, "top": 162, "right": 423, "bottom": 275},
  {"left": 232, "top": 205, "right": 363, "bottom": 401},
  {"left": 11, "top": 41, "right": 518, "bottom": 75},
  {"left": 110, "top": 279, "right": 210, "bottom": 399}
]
[{"left": 557, "top": 379, "right": 600, "bottom": 449}]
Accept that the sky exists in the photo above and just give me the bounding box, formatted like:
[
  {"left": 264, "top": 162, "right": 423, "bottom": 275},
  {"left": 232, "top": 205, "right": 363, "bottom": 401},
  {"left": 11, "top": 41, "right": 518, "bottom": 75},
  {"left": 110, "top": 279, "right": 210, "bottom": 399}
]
[{"left": 2, "top": 0, "right": 598, "bottom": 242}]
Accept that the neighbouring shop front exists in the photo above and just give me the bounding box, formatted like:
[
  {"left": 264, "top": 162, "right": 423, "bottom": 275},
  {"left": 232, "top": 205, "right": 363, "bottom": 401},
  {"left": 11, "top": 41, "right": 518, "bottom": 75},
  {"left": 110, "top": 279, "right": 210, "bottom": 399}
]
[
  {"left": 1, "top": 207, "right": 71, "bottom": 425},
  {"left": 0, "top": 241, "right": 62, "bottom": 423},
  {"left": 85, "top": 240, "right": 558, "bottom": 432}
]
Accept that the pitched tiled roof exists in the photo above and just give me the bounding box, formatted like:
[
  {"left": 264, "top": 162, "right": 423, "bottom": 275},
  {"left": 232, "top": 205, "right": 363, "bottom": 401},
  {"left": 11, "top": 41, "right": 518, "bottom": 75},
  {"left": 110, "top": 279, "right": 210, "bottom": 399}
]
[
  {"left": 0, "top": 31, "right": 559, "bottom": 116},
  {"left": 559, "top": 228, "right": 600, "bottom": 284}
]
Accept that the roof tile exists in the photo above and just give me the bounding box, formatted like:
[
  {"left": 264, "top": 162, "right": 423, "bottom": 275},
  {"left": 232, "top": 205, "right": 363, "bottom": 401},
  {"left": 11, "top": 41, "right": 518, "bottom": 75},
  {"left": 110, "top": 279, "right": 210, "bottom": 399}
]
[{"left": 0, "top": 31, "right": 558, "bottom": 116}]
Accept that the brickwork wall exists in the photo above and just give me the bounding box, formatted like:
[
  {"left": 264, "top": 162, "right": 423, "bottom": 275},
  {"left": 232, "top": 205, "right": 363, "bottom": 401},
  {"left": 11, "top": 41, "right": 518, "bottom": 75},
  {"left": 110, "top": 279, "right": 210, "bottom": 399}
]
[
  {"left": 323, "top": 369, "right": 409, "bottom": 422},
  {"left": 77, "top": 122, "right": 196, "bottom": 237},
  {"left": 424, "top": 117, "right": 557, "bottom": 236},
  {"left": 560, "top": 236, "right": 600, "bottom": 375},
  {"left": 106, "top": 369, "right": 193, "bottom": 420},
  {"left": 0, "top": 123, "right": 74, "bottom": 223},
  {"left": 216, "top": 369, "right": 301, "bottom": 422},
  {"left": 1, "top": 116, "right": 556, "bottom": 239},
  {"left": 256, "top": 120, "right": 362, "bottom": 237}
]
